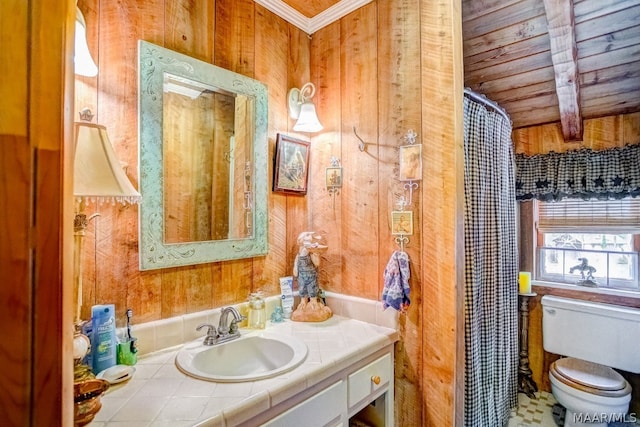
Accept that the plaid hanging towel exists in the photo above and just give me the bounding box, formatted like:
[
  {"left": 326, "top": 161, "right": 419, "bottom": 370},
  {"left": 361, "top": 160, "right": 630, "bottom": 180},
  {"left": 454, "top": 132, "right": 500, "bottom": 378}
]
[{"left": 381, "top": 250, "right": 411, "bottom": 312}]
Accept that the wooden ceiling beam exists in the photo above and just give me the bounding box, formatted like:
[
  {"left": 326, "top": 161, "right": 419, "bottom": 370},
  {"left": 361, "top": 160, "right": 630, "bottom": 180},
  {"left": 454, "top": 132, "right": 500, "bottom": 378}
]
[{"left": 542, "top": 0, "right": 583, "bottom": 141}]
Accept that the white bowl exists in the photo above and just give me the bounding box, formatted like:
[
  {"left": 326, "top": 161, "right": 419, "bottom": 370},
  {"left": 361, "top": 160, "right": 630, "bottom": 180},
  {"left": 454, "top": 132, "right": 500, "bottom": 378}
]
[
  {"left": 550, "top": 372, "right": 630, "bottom": 427},
  {"left": 175, "top": 331, "right": 307, "bottom": 382}
]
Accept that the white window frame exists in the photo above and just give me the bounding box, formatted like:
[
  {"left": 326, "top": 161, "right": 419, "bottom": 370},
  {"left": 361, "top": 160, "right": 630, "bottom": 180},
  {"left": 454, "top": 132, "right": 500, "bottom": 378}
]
[{"left": 534, "top": 198, "right": 640, "bottom": 292}]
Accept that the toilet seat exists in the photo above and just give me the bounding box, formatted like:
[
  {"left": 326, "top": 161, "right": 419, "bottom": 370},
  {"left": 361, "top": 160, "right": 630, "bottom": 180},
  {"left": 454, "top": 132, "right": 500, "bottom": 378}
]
[{"left": 550, "top": 358, "right": 631, "bottom": 398}]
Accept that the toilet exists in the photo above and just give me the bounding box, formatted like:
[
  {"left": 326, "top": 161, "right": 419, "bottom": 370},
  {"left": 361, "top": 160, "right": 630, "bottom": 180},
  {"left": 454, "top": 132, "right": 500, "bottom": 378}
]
[{"left": 541, "top": 295, "right": 640, "bottom": 427}]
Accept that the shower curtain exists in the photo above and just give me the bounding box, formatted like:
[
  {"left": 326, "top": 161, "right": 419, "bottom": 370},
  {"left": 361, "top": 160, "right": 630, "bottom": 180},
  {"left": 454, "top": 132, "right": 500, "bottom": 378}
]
[{"left": 463, "top": 95, "right": 519, "bottom": 427}]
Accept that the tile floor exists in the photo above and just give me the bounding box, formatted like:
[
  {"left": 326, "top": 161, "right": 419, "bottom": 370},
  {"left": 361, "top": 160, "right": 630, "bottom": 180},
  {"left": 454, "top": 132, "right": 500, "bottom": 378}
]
[
  {"left": 508, "top": 391, "right": 640, "bottom": 427},
  {"left": 508, "top": 392, "right": 564, "bottom": 426}
]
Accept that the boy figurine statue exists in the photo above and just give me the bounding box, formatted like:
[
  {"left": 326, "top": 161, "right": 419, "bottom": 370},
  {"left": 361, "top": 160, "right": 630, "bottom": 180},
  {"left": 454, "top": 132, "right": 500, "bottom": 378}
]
[{"left": 291, "top": 231, "right": 332, "bottom": 322}]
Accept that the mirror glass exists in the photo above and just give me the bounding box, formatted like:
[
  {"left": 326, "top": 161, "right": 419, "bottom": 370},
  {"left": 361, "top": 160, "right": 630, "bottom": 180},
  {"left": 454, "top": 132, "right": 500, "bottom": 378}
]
[
  {"left": 162, "top": 75, "right": 255, "bottom": 243},
  {"left": 138, "top": 41, "right": 268, "bottom": 270}
]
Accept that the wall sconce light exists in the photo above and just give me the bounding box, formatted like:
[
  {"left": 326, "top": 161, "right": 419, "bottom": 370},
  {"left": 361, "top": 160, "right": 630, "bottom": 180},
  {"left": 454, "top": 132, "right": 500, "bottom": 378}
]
[
  {"left": 288, "top": 82, "right": 323, "bottom": 133},
  {"left": 75, "top": 6, "right": 98, "bottom": 76},
  {"left": 73, "top": 108, "right": 141, "bottom": 325}
]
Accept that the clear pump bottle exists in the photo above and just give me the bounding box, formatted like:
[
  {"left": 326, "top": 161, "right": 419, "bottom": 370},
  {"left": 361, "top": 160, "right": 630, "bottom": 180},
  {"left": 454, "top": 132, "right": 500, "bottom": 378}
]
[{"left": 247, "top": 292, "right": 266, "bottom": 329}]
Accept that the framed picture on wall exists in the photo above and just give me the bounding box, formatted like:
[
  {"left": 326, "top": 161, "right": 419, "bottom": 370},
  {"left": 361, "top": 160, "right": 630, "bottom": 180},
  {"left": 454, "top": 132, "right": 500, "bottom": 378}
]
[
  {"left": 391, "top": 210, "right": 413, "bottom": 235},
  {"left": 325, "top": 167, "right": 343, "bottom": 189},
  {"left": 273, "top": 133, "right": 310, "bottom": 195},
  {"left": 399, "top": 144, "right": 422, "bottom": 181}
]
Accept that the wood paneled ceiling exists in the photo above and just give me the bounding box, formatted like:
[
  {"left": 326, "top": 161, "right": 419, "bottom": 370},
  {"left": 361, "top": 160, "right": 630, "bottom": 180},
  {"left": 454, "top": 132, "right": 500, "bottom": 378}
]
[
  {"left": 282, "top": 0, "right": 341, "bottom": 17},
  {"left": 264, "top": 0, "right": 640, "bottom": 141},
  {"left": 464, "top": 0, "right": 640, "bottom": 140}
]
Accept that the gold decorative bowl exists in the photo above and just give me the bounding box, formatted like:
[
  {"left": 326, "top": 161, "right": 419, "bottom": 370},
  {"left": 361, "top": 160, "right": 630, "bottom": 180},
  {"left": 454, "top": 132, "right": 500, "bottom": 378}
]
[{"left": 74, "top": 378, "right": 110, "bottom": 426}]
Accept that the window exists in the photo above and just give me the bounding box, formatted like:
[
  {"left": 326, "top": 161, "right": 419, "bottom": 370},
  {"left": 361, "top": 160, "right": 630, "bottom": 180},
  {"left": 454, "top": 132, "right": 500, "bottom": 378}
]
[{"left": 535, "top": 198, "right": 640, "bottom": 292}]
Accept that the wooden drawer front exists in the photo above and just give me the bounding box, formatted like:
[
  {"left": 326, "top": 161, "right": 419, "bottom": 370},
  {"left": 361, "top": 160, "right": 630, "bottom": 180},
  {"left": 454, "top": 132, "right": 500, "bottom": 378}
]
[
  {"left": 347, "top": 353, "right": 391, "bottom": 408},
  {"left": 263, "top": 380, "right": 346, "bottom": 427}
]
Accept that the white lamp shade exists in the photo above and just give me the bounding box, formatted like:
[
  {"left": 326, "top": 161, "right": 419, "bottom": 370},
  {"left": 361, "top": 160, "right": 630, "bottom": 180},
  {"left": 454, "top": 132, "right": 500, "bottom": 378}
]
[
  {"left": 74, "top": 122, "right": 141, "bottom": 204},
  {"left": 293, "top": 102, "right": 323, "bottom": 133},
  {"left": 75, "top": 7, "right": 98, "bottom": 77}
]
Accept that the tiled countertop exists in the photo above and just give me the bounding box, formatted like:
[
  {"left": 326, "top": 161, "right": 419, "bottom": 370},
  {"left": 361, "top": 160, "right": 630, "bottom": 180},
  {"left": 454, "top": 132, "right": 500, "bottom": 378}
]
[{"left": 89, "top": 311, "right": 398, "bottom": 426}]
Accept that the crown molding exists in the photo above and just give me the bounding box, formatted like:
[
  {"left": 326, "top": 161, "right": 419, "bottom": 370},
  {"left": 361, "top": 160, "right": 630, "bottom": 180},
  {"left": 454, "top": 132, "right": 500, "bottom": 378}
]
[{"left": 254, "top": 0, "right": 372, "bottom": 34}]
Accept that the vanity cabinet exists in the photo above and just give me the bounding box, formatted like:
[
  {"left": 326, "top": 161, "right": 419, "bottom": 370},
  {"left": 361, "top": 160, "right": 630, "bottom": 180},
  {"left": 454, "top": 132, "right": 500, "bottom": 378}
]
[
  {"left": 98, "top": 310, "right": 399, "bottom": 426},
  {"left": 249, "top": 347, "right": 394, "bottom": 427}
]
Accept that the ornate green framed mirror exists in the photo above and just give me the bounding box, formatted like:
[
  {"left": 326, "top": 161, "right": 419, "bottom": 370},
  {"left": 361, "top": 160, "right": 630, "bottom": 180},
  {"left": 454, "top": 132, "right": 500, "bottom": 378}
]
[{"left": 138, "top": 40, "right": 268, "bottom": 270}]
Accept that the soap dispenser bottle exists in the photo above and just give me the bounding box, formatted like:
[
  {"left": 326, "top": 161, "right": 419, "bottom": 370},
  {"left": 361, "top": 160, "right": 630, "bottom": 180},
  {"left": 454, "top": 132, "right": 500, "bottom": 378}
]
[{"left": 247, "top": 292, "right": 266, "bottom": 329}]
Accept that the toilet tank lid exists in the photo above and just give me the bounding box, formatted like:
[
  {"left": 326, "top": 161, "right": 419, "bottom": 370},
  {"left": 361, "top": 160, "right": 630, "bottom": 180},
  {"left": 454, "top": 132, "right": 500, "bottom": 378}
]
[{"left": 541, "top": 295, "right": 640, "bottom": 322}]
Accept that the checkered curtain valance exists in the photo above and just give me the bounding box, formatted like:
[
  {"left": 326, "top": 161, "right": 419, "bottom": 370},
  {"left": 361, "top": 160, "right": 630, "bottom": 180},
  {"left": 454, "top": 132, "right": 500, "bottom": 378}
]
[{"left": 515, "top": 144, "right": 640, "bottom": 202}]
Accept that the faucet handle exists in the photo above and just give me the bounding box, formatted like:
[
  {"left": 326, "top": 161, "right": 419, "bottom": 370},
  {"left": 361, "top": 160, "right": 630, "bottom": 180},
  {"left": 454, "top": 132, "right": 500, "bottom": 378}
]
[
  {"left": 228, "top": 315, "right": 246, "bottom": 334},
  {"left": 196, "top": 323, "right": 217, "bottom": 346}
]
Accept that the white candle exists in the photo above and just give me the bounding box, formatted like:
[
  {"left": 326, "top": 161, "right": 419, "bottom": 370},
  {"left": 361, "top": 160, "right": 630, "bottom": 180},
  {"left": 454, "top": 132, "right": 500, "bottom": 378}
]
[{"left": 519, "top": 271, "right": 532, "bottom": 294}]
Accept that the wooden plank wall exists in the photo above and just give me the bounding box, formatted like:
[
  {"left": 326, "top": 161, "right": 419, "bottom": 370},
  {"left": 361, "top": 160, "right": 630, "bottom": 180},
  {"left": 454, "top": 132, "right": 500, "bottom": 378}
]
[
  {"left": 421, "top": 0, "right": 465, "bottom": 425},
  {"left": 0, "top": 0, "right": 75, "bottom": 424},
  {"left": 513, "top": 112, "right": 640, "bottom": 154},
  {"left": 312, "top": 4, "right": 464, "bottom": 424},
  {"left": 75, "top": 0, "right": 463, "bottom": 424},
  {"left": 74, "top": 0, "right": 300, "bottom": 324},
  {"left": 513, "top": 111, "right": 640, "bottom": 415}
]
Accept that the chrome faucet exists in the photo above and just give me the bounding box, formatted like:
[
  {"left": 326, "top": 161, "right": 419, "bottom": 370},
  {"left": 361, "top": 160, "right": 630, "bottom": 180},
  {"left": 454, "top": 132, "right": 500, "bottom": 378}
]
[{"left": 217, "top": 306, "right": 245, "bottom": 343}]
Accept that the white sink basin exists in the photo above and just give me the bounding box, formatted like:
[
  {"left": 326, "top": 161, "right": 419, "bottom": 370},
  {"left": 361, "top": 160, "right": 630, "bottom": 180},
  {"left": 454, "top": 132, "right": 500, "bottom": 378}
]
[{"left": 175, "top": 331, "right": 308, "bottom": 382}]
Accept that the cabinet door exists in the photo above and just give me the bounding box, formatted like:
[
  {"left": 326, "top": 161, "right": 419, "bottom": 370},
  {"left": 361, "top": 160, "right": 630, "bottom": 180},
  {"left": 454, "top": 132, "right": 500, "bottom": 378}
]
[
  {"left": 262, "top": 380, "right": 346, "bottom": 427},
  {"left": 347, "top": 353, "right": 392, "bottom": 408}
]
